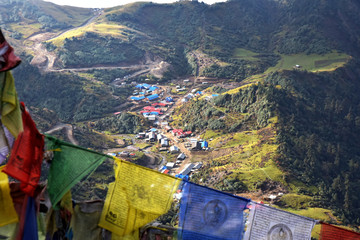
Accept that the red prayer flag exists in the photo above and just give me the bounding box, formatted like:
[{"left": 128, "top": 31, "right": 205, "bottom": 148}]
[
  {"left": 320, "top": 222, "right": 360, "bottom": 240},
  {"left": 3, "top": 102, "right": 44, "bottom": 196},
  {"left": 0, "top": 29, "right": 21, "bottom": 72}
]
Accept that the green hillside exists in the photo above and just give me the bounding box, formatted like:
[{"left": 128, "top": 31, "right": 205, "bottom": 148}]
[{"left": 0, "top": 0, "right": 92, "bottom": 37}]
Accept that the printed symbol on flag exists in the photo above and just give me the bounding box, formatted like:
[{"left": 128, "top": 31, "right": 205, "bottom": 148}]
[
  {"left": 30, "top": 176, "right": 39, "bottom": 182},
  {"left": 138, "top": 210, "right": 146, "bottom": 219},
  {"left": 267, "top": 224, "right": 293, "bottom": 240},
  {"left": 130, "top": 185, "right": 150, "bottom": 203},
  {"left": 106, "top": 211, "right": 118, "bottom": 223},
  {"left": 13, "top": 155, "right": 24, "bottom": 168},
  {"left": 203, "top": 199, "right": 228, "bottom": 227}
]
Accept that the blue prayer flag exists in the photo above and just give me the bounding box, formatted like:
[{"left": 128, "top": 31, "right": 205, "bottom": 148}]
[
  {"left": 23, "top": 197, "right": 38, "bottom": 240},
  {"left": 178, "top": 182, "right": 250, "bottom": 240}
]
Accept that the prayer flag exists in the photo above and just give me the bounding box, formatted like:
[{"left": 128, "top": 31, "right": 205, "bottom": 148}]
[
  {"left": 0, "top": 71, "right": 23, "bottom": 138},
  {"left": 22, "top": 197, "right": 38, "bottom": 240},
  {"left": 99, "top": 159, "right": 180, "bottom": 237},
  {"left": 112, "top": 230, "right": 139, "bottom": 240},
  {"left": 0, "top": 166, "right": 18, "bottom": 227},
  {"left": 0, "top": 29, "right": 21, "bottom": 72},
  {"left": 178, "top": 182, "right": 250, "bottom": 240},
  {"left": 320, "top": 222, "right": 360, "bottom": 240},
  {"left": 0, "top": 124, "right": 14, "bottom": 164},
  {"left": 70, "top": 200, "right": 104, "bottom": 240},
  {"left": 0, "top": 223, "right": 18, "bottom": 239},
  {"left": 244, "top": 202, "right": 316, "bottom": 240},
  {"left": 45, "top": 135, "right": 108, "bottom": 207},
  {"left": 3, "top": 102, "right": 44, "bottom": 196}
]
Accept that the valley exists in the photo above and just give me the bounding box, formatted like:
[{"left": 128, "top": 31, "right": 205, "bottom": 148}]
[{"left": 2, "top": 0, "right": 360, "bottom": 236}]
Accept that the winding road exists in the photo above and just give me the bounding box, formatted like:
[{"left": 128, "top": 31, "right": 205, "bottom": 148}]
[{"left": 45, "top": 123, "right": 78, "bottom": 145}]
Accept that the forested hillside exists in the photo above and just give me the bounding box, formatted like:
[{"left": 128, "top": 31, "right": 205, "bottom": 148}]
[
  {"left": 13, "top": 60, "right": 123, "bottom": 122},
  {"left": 272, "top": 60, "right": 360, "bottom": 225}
]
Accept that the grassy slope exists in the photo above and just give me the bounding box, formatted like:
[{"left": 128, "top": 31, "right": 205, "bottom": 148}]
[
  {"left": 232, "top": 48, "right": 260, "bottom": 61},
  {"left": 36, "top": 1, "right": 92, "bottom": 26},
  {"left": 266, "top": 51, "right": 351, "bottom": 72},
  {"left": 9, "top": 23, "right": 43, "bottom": 39},
  {"left": 48, "top": 22, "right": 131, "bottom": 46},
  {"left": 222, "top": 50, "right": 350, "bottom": 96},
  {"left": 6, "top": 1, "right": 92, "bottom": 38},
  {"left": 202, "top": 119, "right": 281, "bottom": 190}
]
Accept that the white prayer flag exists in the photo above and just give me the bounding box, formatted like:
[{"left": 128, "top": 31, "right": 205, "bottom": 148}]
[{"left": 244, "top": 202, "right": 316, "bottom": 240}]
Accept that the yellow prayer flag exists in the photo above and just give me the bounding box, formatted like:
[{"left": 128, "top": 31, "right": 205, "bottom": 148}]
[
  {"left": 99, "top": 160, "right": 180, "bottom": 237},
  {"left": 60, "top": 190, "right": 74, "bottom": 214},
  {"left": 0, "top": 165, "right": 18, "bottom": 227},
  {"left": 112, "top": 229, "right": 139, "bottom": 240},
  {"left": 0, "top": 72, "right": 23, "bottom": 138}
]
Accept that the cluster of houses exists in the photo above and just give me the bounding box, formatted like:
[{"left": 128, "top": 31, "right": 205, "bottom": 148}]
[
  {"left": 130, "top": 84, "right": 161, "bottom": 101},
  {"left": 171, "top": 129, "right": 193, "bottom": 138},
  {"left": 136, "top": 128, "right": 172, "bottom": 149},
  {"left": 164, "top": 128, "right": 209, "bottom": 151},
  {"left": 128, "top": 83, "right": 177, "bottom": 122},
  {"left": 184, "top": 139, "right": 209, "bottom": 151},
  {"left": 181, "top": 89, "right": 203, "bottom": 103},
  {"left": 176, "top": 85, "right": 186, "bottom": 92},
  {"left": 163, "top": 161, "right": 203, "bottom": 180},
  {"left": 134, "top": 127, "right": 198, "bottom": 177},
  {"left": 135, "top": 130, "right": 159, "bottom": 142},
  {"left": 139, "top": 102, "right": 173, "bottom": 121},
  {"left": 204, "top": 94, "right": 219, "bottom": 101}
]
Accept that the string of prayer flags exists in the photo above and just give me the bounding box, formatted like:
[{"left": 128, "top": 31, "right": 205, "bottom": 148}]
[
  {"left": 0, "top": 166, "right": 18, "bottom": 227},
  {"left": 178, "top": 182, "right": 250, "bottom": 240},
  {"left": 0, "top": 71, "right": 23, "bottom": 138},
  {"left": 244, "top": 202, "right": 316, "bottom": 240},
  {"left": 45, "top": 135, "right": 109, "bottom": 207},
  {"left": 320, "top": 222, "right": 360, "bottom": 240},
  {"left": 99, "top": 159, "right": 181, "bottom": 237},
  {"left": 3, "top": 102, "right": 44, "bottom": 197},
  {"left": 0, "top": 29, "right": 22, "bottom": 72},
  {"left": 0, "top": 124, "right": 14, "bottom": 164}
]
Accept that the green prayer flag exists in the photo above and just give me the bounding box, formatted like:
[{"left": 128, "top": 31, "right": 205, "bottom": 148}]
[{"left": 45, "top": 135, "right": 109, "bottom": 207}]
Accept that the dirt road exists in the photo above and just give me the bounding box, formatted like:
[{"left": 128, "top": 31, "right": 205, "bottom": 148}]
[{"left": 45, "top": 123, "right": 78, "bottom": 145}]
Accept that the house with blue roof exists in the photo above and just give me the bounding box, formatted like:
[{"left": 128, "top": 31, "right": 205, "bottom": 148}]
[
  {"left": 166, "top": 97, "right": 174, "bottom": 102},
  {"left": 201, "top": 140, "right": 208, "bottom": 149},
  {"left": 149, "top": 86, "right": 159, "bottom": 92},
  {"left": 147, "top": 94, "right": 159, "bottom": 101},
  {"left": 131, "top": 96, "right": 145, "bottom": 101}
]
